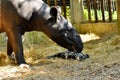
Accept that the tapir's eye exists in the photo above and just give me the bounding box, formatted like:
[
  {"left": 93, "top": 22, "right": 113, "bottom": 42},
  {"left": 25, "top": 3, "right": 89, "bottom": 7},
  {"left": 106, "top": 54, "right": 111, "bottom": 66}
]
[{"left": 57, "top": 16, "right": 62, "bottom": 21}]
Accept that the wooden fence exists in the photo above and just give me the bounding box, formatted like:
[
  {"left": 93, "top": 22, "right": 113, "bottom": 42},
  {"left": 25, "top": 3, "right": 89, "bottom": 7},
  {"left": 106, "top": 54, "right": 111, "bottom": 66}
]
[
  {"left": 43, "top": 0, "right": 117, "bottom": 23},
  {"left": 83, "top": 0, "right": 116, "bottom": 22}
]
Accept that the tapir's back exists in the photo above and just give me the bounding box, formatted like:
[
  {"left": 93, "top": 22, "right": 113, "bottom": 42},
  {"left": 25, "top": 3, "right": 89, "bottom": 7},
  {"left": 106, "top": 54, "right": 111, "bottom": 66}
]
[{"left": 0, "top": 0, "right": 49, "bottom": 33}]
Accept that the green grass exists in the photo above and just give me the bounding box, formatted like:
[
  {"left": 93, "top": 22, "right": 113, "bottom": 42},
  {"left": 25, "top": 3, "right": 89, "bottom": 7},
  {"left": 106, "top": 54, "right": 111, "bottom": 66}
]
[{"left": 0, "top": 33, "right": 6, "bottom": 46}]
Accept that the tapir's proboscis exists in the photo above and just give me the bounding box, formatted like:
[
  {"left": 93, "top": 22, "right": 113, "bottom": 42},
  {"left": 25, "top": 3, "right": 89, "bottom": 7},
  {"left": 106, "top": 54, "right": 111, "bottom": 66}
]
[{"left": 0, "top": 0, "right": 89, "bottom": 68}]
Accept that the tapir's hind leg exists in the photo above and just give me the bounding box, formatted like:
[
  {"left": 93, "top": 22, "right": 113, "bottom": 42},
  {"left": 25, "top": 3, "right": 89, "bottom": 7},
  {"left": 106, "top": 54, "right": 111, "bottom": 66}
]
[{"left": 6, "top": 29, "right": 26, "bottom": 65}]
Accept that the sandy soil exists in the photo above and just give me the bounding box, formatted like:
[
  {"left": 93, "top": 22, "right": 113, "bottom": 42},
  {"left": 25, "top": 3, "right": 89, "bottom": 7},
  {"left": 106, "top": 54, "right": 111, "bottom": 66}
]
[{"left": 0, "top": 33, "right": 120, "bottom": 80}]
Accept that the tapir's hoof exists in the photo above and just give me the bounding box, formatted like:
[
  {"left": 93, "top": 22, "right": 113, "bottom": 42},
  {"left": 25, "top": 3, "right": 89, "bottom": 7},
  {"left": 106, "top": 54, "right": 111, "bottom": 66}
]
[
  {"left": 19, "top": 64, "right": 30, "bottom": 70},
  {"left": 8, "top": 53, "right": 16, "bottom": 61}
]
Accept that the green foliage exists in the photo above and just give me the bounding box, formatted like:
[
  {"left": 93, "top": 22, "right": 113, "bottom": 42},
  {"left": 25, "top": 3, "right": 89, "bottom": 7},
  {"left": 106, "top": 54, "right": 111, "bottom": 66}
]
[
  {"left": 83, "top": 9, "right": 88, "bottom": 20},
  {"left": 83, "top": 9, "right": 117, "bottom": 21},
  {"left": 0, "top": 33, "right": 4, "bottom": 45},
  {"left": 61, "top": 6, "right": 71, "bottom": 21},
  {"left": 66, "top": 6, "right": 71, "bottom": 21},
  {"left": 0, "top": 33, "right": 6, "bottom": 48},
  {"left": 112, "top": 11, "right": 117, "bottom": 20}
]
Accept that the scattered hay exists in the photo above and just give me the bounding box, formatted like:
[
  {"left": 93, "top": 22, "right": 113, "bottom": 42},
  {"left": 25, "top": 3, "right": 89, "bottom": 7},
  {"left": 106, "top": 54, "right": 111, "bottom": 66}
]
[
  {"left": 83, "top": 33, "right": 120, "bottom": 65},
  {"left": 0, "top": 33, "right": 120, "bottom": 79},
  {"left": 0, "top": 52, "right": 8, "bottom": 66}
]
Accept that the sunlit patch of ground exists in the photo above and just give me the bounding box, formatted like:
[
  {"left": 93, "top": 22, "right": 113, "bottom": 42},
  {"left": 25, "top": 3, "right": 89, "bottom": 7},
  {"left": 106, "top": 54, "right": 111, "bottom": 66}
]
[
  {"left": 80, "top": 33, "right": 100, "bottom": 42},
  {"left": 0, "top": 33, "right": 120, "bottom": 80}
]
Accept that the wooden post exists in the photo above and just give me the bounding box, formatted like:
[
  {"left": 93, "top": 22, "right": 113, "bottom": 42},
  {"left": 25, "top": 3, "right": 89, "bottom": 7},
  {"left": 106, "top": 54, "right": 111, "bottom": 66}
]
[
  {"left": 47, "top": 0, "right": 50, "bottom": 6},
  {"left": 93, "top": 0, "right": 98, "bottom": 22},
  {"left": 101, "top": 0, "right": 105, "bottom": 22},
  {"left": 87, "top": 0, "right": 91, "bottom": 22},
  {"left": 108, "top": 0, "right": 112, "bottom": 22},
  {"left": 116, "top": 0, "right": 120, "bottom": 32},
  {"left": 62, "top": 0, "right": 66, "bottom": 18},
  {"left": 70, "top": 0, "right": 84, "bottom": 32},
  {"left": 54, "top": 0, "right": 57, "bottom": 6}
]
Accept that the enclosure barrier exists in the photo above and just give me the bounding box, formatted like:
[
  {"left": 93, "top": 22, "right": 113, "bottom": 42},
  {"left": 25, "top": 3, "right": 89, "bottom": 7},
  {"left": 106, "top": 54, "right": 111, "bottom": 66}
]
[
  {"left": 43, "top": 0, "right": 120, "bottom": 34},
  {"left": 83, "top": 0, "right": 116, "bottom": 22},
  {"left": 44, "top": 0, "right": 116, "bottom": 23}
]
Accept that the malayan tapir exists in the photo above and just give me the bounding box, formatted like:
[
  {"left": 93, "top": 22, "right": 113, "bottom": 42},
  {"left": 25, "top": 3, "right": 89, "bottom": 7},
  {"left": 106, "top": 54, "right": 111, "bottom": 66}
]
[{"left": 0, "top": 0, "right": 89, "bottom": 68}]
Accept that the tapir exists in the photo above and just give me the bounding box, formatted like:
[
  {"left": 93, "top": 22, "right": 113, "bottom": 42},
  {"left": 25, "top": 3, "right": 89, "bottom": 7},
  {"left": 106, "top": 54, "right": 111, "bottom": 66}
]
[{"left": 0, "top": 0, "right": 87, "bottom": 68}]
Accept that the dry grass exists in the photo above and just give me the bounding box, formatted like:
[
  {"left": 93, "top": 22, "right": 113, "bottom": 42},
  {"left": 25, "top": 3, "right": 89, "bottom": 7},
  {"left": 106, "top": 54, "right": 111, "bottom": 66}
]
[
  {"left": 83, "top": 33, "right": 120, "bottom": 65},
  {"left": 0, "top": 32, "right": 120, "bottom": 79}
]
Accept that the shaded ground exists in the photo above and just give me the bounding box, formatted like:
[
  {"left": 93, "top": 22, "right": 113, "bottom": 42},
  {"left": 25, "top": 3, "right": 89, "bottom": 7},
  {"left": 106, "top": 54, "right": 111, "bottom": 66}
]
[{"left": 0, "top": 33, "right": 120, "bottom": 80}]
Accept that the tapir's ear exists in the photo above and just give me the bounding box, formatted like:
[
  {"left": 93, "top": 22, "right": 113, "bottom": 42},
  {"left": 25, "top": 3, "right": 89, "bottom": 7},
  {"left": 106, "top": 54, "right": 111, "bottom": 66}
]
[
  {"left": 50, "top": 7, "right": 58, "bottom": 21},
  {"left": 56, "top": 6, "right": 61, "bottom": 14}
]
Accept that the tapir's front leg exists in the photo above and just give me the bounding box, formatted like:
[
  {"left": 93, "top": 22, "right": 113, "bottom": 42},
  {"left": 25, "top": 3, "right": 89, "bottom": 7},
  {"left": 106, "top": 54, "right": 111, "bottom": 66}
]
[
  {"left": 6, "top": 28, "right": 28, "bottom": 68},
  {"left": 7, "top": 39, "right": 15, "bottom": 61}
]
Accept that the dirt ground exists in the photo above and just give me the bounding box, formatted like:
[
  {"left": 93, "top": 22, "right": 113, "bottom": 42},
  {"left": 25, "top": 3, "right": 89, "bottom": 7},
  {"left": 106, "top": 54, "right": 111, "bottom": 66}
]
[{"left": 0, "top": 33, "right": 120, "bottom": 80}]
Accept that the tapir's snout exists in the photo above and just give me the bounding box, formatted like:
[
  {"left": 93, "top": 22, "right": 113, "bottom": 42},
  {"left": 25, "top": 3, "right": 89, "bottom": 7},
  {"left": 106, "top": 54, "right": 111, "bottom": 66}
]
[
  {"left": 64, "top": 29, "right": 83, "bottom": 52},
  {"left": 71, "top": 37, "right": 83, "bottom": 53},
  {"left": 51, "top": 28, "right": 83, "bottom": 53}
]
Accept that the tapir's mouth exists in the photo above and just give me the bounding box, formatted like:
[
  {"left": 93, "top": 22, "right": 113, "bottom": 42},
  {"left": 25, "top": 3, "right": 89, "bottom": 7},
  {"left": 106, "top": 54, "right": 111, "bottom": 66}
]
[
  {"left": 71, "top": 43, "right": 83, "bottom": 53},
  {"left": 72, "top": 45, "right": 77, "bottom": 52}
]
